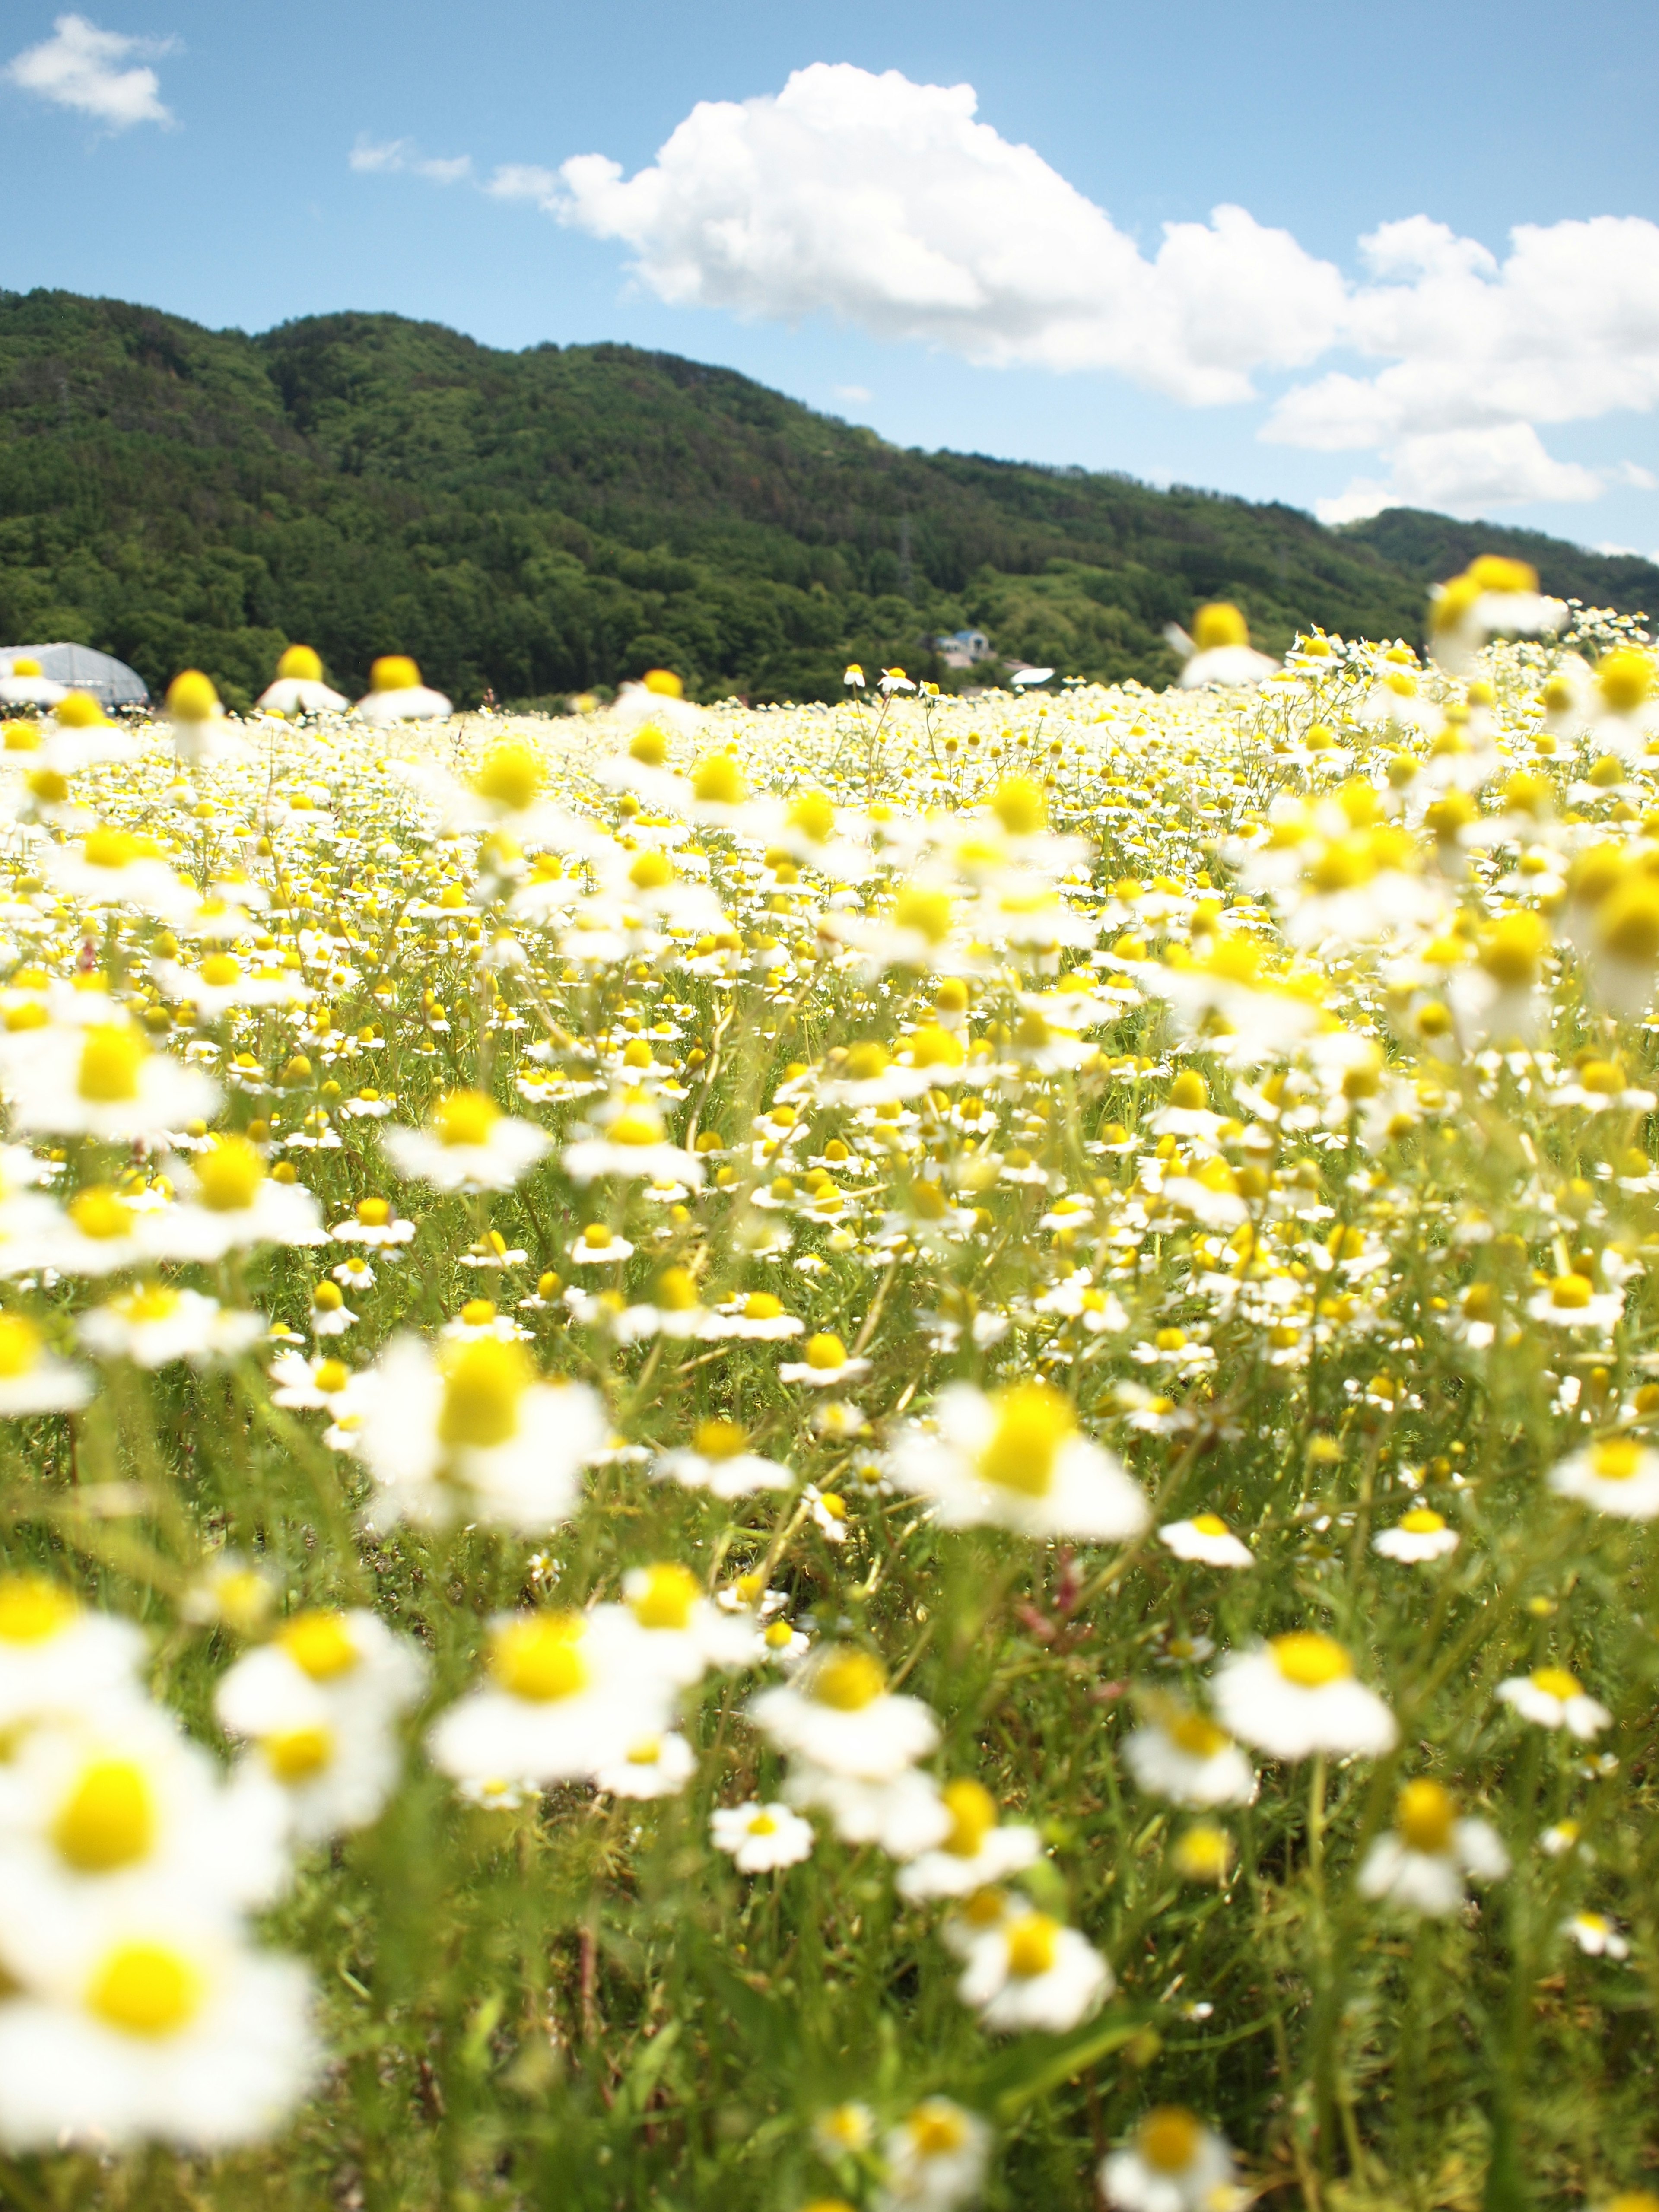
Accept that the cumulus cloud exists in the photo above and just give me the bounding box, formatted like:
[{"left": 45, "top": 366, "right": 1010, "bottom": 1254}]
[
  {"left": 512, "top": 65, "right": 1347, "bottom": 408},
  {"left": 5, "top": 13, "right": 173, "bottom": 129},
  {"left": 385, "top": 62, "right": 1659, "bottom": 520},
  {"left": 351, "top": 135, "right": 471, "bottom": 184}
]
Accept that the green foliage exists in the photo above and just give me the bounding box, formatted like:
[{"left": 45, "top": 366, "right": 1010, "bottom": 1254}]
[
  {"left": 8, "top": 286, "right": 1629, "bottom": 714},
  {"left": 1342, "top": 508, "right": 1659, "bottom": 617}
]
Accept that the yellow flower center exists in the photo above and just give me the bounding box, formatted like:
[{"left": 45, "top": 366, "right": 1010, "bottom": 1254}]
[
  {"left": 1004, "top": 1913, "right": 1059, "bottom": 1979},
  {"left": 691, "top": 755, "right": 746, "bottom": 807},
  {"left": 0, "top": 1573, "right": 73, "bottom": 1645},
  {"left": 786, "top": 789, "right": 836, "bottom": 842},
  {"left": 474, "top": 742, "right": 542, "bottom": 812},
  {"left": 693, "top": 1417, "right": 747, "bottom": 1460},
  {"left": 26, "top": 767, "right": 68, "bottom": 804},
  {"left": 908, "top": 2104, "right": 969, "bottom": 2158},
  {"left": 1590, "top": 1438, "right": 1642, "bottom": 1482},
  {"left": 0, "top": 1314, "right": 42, "bottom": 1379},
  {"left": 1597, "top": 878, "right": 1659, "bottom": 966},
  {"left": 276, "top": 644, "right": 322, "bottom": 681},
  {"left": 810, "top": 1649, "right": 885, "bottom": 1712},
  {"left": 1479, "top": 910, "right": 1548, "bottom": 989},
  {"left": 1170, "top": 1713, "right": 1230, "bottom": 1759},
  {"left": 53, "top": 1757, "right": 156, "bottom": 1872},
  {"left": 1399, "top": 1508, "right": 1446, "bottom": 1534},
  {"left": 369, "top": 655, "right": 420, "bottom": 693},
  {"left": 747, "top": 1811, "right": 778, "bottom": 1836},
  {"left": 1167, "top": 1071, "right": 1208, "bottom": 1112},
  {"left": 1139, "top": 2107, "right": 1203, "bottom": 2175},
  {"left": 1597, "top": 648, "right": 1655, "bottom": 717},
  {"left": 88, "top": 1942, "right": 202, "bottom": 2039},
  {"left": 435, "top": 1089, "right": 499, "bottom": 1148},
  {"left": 83, "top": 827, "right": 162, "bottom": 871},
  {"left": 608, "top": 1105, "right": 664, "bottom": 1146},
  {"left": 1192, "top": 602, "right": 1249, "bottom": 652},
  {"left": 941, "top": 1778, "right": 998, "bottom": 1857},
  {"left": 492, "top": 1614, "right": 589, "bottom": 1702},
  {"left": 1397, "top": 1777, "right": 1457, "bottom": 1853},
  {"left": 804, "top": 1332, "right": 847, "bottom": 1371},
  {"left": 1549, "top": 1273, "right": 1593, "bottom": 1310},
  {"left": 78, "top": 1026, "right": 146, "bottom": 1104},
  {"left": 628, "top": 726, "right": 667, "bottom": 766},
  {"left": 438, "top": 1339, "right": 533, "bottom": 1449},
  {"left": 56, "top": 694, "right": 108, "bottom": 730},
  {"left": 69, "top": 1188, "right": 136, "bottom": 1242},
  {"left": 893, "top": 887, "right": 953, "bottom": 945},
  {"left": 277, "top": 1610, "right": 360, "bottom": 1681},
  {"left": 628, "top": 849, "right": 676, "bottom": 891},
  {"left": 197, "top": 953, "right": 242, "bottom": 989},
  {"left": 643, "top": 668, "right": 683, "bottom": 699},
  {"left": 265, "top": 1725, "right": 335, "bottom": 1782},
  {"left": 166, "top": 670, "right": 219, "bottom": 723},
  {"left": 977, "top": 1380, "right": 1075, "bottom": 1498},
  {"left": 1530, "top": 1665, "right": 1581, "bottom": 1701},
  {"left": 990, "top": 777, "right": 1047, "bottom": 837},
  {"left": 629, "top": 1564, "right": 699, "bottom": 1632},
  {"left": 1190, "top": 1515, "right": 1231, "bottom": 1540},
  {"left": 1269, "top": 1631, "right": 1352, "bottom": 1688},
  {"left": 197, "top": 1136, "right": 265, "bottom": 1212},
  {"left": 843, "top": 1041, "right": 890, "bottom": 1081},
  {"left": 908, "top": 1023, "right": 963, "bottom": 1069},
  {"left": 742, "top": 1293, "right": 783, "bottom": 1322}
]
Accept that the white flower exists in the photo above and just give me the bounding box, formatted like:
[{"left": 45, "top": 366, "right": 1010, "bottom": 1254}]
[
  {"left": 779, "top": 1330, "right": 873, "bottom": 1387},
  {"left": 749, "top": 1647, "right": 938, "bottom": 1781},
  {"left": 1102, "top": 2108, "right": 1237, "bottom": 2212},
  {"left": 710, "top": 1799, "right": 815, "bottom": 1873},
  {"left": 3, "top": 1022, "right": 217, "bottom": 1142},
  {"left": 652, "top": 1418, "right": 793, "bottom": 1498},
  {"left": 1526, "top": 1272, "right": 1624, "bottom": 1332},
  {"left": 0, "top": 1575, "right": 146, "bottom": 1733},
  {"left": 427, "top": 1610, "right": 673, "bottom": 1789},
  {"left": 1121, "top": 1708, "right": 1258, "bottom": 1808},
  {"left": 1357, "top": 1780, "right": 1508, "bottom": 1916},
  {"left": 886, "top": 1380, "right": 1147, "bottom": 1541},
  {"left": 894, "top": 1779, "right": 1041, "bottom": 1896},
  {"left": 381, "top": 1089, "right": 550, "bottom": 1192},
  {"left": 0, "top": 1311, "right": 93, "bottom": 1414},
  {"left": 563, "top": 1094, "right": 704, "bottom": 1188},
  {"left": 1211, "top": 1634, "right": 1397, "bottom": 1761},
  {"left": 957, "top": 1908, "right": 1111, "bottom": 2032},
  {"left": 149, "top": 1138, "right": 326, "bottom": 1260},
  {"left": 44, "top": 827, "right": 192, "bottom": 924},
  {"left": 1373, "top": 1507, "right": 1460, "bottom": 1561},
  {"left": 351, "top": 1335, "right": 607, "bottom": 1532},
  {"left": 593, "top": 1730, "right": 696, "bottom": 1800},
  {"left": 1495, "top": 1666, "right": 1611, "bottom": 1739},
  {"left": 0, "top": 1913, "right": 316, "bottom": 2151},
  {"left": 0, "top": 1705, "right": 290, "bottom": 1926},
  {"left": 78, "top": 1286, "right": 263, "bottom": 1371},
  {"left": 785, "top": 1765, "right": 953, "bottom": 1860},
  {"left": 1158, "top": 1514, "right": 1252, "bottom": 1568},
  {"left": 612, "top": 1565, "right": 759, "bottom": 1687},
  {"left": 1548, "top": 1436, "right": 1659, "bottom": 1520},
  {"left": 875, "top": 2099, "right": 990, "bottom": 2212},
  {"left": 1564, "top": 1910, "right": 1629, "bottom": 1959},
  {"left": 215, "top": 1609, "right": 426, "bottom": 1844}
]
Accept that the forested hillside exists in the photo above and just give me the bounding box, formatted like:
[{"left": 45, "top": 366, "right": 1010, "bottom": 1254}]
[{"left": 1, "top": 288, "right": 1653, "bottom": 709}]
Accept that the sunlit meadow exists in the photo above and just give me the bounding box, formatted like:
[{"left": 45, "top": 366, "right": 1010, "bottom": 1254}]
[{"left": 0, "top": 569, "right": 1656, "bottom": 2212}]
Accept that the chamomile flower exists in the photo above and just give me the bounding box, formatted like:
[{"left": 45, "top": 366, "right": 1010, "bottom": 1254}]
[
  {"left": 1495, "top": 1666, "right": 1611, "bottom": 1739},
  {"left": 1548, "top": 1436, "right": 1659, "bottom": 1519},
  {"left": 749, "top": 1647, "right": 938, "bottom": 1782},
  {"left": 895, "top": 1780, "right": 1041, "bottom": 1897},
  {"left": 653, "top": 1418, "right": 794, "bottom": 1497},
  {"left": 78, "top": 1286, "right": 263, "bottom": 1371},
  {"left": 710, "top": 1799, "right": 816, "bottom": 1873},
  {"left": 1158, "top": 1514, "right": 1253, "bottom": 1567},
  {"left": 1357, "top": 1779, "right": 1509, "bottom": 1915},
  {"left": 427, "top": 1610, "right": 673, "bottom": 1790},
  {"left": 1211, "top": 1633, "right": 1397, "bottom": 1761},
  {"left": 381, "top": 1088, "right": 550, "bottom": 1192},
  {"left": 1373, "top": 1506, "right": 1460, "bottom": 1561},
  {"left": 885, "top": 1380, "right": 1147, "bottom": 1541},
  {"left": 593, "top": 1730, "right": 696, "bottom": 1800},
  {"left": 1101, "top": 2108, "right": 1238, "bottom": 2212},
  {"left": 875, "top": 2099, "right": 990, "bottom": 2212},
  {"left": 956, "top": 1907, "right": 1111, "bottom": 2032},
  {"left": 1122, "top": 1705, "right": 1259, "bottom": 1807}
]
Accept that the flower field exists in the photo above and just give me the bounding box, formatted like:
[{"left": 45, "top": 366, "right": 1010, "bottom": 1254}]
[{"left": 0, "top": 571, "right": 1658, "bottom": 2210}]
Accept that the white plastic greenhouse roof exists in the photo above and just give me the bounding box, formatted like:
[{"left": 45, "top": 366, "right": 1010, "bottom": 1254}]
[{"left": 0, "top": 643, "right": 149, "bottom": 708}]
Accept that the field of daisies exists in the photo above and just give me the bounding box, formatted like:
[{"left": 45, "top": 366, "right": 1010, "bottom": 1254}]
[{"left": 0, "top": 564, "right": 1656, "bottom": 2212}]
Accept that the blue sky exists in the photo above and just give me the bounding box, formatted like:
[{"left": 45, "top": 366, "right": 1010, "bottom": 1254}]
[{"left": 5, "top": 0, "right": 1659, "bottom": 552}]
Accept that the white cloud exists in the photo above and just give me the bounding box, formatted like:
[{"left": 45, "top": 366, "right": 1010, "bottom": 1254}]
[
  {"left": 350, "top": 135, "right": 470, "bottom": 184},
  {"left": 835, "top": 385, "right": 872, "bottom": 403},
  {"left": 532, "top": 65, "right": 1348, "bottom": 407},
  {"left": 388, "top": 61, "right": 1659, "bottom": 521},
  {"left": 5, "top": 13, "right": 173, "bottom": 129}
]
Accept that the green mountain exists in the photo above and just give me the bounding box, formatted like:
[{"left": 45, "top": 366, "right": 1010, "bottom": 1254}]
[
  {"left": 1, "top": 288, "right": 1653, "bottom": 712},
  {"left": 1342, "top": 507, "right": 1659, "bottom": 616}
]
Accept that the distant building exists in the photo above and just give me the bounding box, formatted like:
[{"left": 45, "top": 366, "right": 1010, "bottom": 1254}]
[
  {"left": 934, "top": 627, "right": 991, "bottom": 671},
  {"left": 1, "top": 643, "right": 149, "bottom": 710}
]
